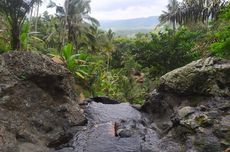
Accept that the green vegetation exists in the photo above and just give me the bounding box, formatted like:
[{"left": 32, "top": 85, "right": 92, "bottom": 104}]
[
  {"left": 211, "top": 3, "right": 230, "bottom": 59},
  {"left": 0, "top": 0, "right": 229, "bottom": 104},
  {"left": 0, "top": 0, "right": 42, "bottom": 50},
  {"left": 159, "top": 0, "right": 225, "bottom": 30}
]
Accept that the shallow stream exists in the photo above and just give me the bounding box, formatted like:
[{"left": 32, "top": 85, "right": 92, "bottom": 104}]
[{"left": 55, "top": 100, "right": 180, "bottom": 152}]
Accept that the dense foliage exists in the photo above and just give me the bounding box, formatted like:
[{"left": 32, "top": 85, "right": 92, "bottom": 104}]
[
  {"left": 210, "top": 3, "right": 230, "bottom": 59},
  {"left": 159, "top": 0, "right": 226, "bottom": 30},
  {"left": 0, "top": 0, "right": 229, "bottom": 104},
  {"left": 0, "top": 0, "right": 42, "bottom": 50}
]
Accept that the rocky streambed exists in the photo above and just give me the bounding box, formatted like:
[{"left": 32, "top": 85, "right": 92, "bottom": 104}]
[
  {"left": 0, "top": 51, "right": 229, "bottom": 152},
  {"left": 53, "top": 98, "right": 180, "bottom": 152}
]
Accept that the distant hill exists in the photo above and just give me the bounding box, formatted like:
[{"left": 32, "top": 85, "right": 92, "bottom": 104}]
[{"left": 99, "top": 16, "right": 159, "bottom": 36}]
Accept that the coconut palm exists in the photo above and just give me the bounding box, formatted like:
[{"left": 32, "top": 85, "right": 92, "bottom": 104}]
[
  {"left": 85, "top": 24, "right": 106, "bottom": 53},
  {"left": 65, "top": 0, "right": 99, "bottom": 49},
  {"left": 180, "top": 0, "right": 224, "bottom": 24},
  {"left": 104, "top": 29, "right": 115, "bottom": 72},
  {"left": 159, "top": 0, "right": 226, "bottom": 30},
  {"left": 159, "top": 0, "right": 180, "bottom": 30},
  {"left": 35, "top": 0, "right": 42, "bottom": 32},
  {"left": 49, "top": 0, "right": 99, "bottom": 51}
]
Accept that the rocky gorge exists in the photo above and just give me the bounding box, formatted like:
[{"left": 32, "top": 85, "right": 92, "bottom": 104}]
[{"left": 0, "top": 51, "right": 229, "bottom": 152}]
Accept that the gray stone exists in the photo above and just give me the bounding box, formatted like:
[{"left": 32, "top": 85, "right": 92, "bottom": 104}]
[
  {"left": 0, "top": 51, "right": 86, "bottom": 151},
  {"left": 158, "top": 57, "right": 230, "bottom": 96},
  {"left": 194, "top": 134, "right": 222, "bottom": 152},
  {"left": 142, "top": 57, "right": 230, "bottom": 151},
  {"left": 178, "top": 106, "right": 196, "bottom": 118}
]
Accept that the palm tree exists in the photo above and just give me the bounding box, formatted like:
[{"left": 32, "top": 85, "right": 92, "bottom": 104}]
[
  {"left": 159, "top": 0, "right": 180, "bottom": 30},
  {"left": 178, "top": 0, "right": 225, "bottom": 26},
  {"left": 104, "top": 29, "right": 115, "bottom": 72},
  {"left": 64, "top": 0, "right": 99, "bottom": 50},
  {"left": 35, "top": 0, "right": 42, "bottom": 32},
  {"left": 49, "top": 0, "right": 99, "bottom": 51},
  {"left": 159, "top": 0, "right": 226, "bottom": 30},
  {"left": 85, "top": 24, "right": 105, "bottom": 53},
  {"left": 0, "top": 0, "right": 42, "bottom": 50}
]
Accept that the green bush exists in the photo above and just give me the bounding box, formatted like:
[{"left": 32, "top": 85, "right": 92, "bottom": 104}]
[{"left": 210, "top": 3, "right": 230, "bottom": 59}]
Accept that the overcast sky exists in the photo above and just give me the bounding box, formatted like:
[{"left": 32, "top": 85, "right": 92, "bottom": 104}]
[{"left": 40, "top": 0, "right": 171, "bottom": 20}]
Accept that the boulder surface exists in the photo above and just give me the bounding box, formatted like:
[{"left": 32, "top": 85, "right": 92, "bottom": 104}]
[
  {"left": 142, "top": 57, "right": 230, "bottom": 152},
  {"left": 0, "top": 51, "right": 86, "bottom": 152},
  {"left": 158, "top": 57, "right": 230, "bottom": 96}
]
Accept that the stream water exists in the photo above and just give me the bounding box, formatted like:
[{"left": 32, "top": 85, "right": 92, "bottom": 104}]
[{"left": 54, "top": 100, "right": 180, "bottom": 152}]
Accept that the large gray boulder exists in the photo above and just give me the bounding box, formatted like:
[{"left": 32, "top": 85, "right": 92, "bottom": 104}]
[
  {"left": 142, "top": 57, "right": 230, "bottom": 152},
  {"left": 0, "top": 51, "right": 86, "bottom": 152},
  {"left": 158, "top": 57, "right": 230, "bottom": 96}
]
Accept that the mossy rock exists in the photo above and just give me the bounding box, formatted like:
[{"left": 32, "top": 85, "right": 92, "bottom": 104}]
[{"left": 158, "top": 57, "right": 230, "bottom": 97}]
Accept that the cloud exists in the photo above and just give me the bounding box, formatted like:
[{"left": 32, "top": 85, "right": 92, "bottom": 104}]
[
  {"left": 90, "top": 0, "right": 168, "bottom": 20},
  {"left": 91, "top": 0, "right": 160, "bottom": 11},
  {"left": 40, "top": 0, "right": 170, "bottom": 20},
  {"left": 91, "top": 6, "right": 165, "bottom": 20}
]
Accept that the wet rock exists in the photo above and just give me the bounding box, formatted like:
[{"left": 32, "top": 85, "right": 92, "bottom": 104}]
[
  {"left": 195, "top": 114, "right": 213, "bottom": 127},
  {"left": 116, "top": 129, "right": 133, "bottom": 138},
  {"left": 142, "top": 57, "right": 230, "bottom": 151},
  {"left": 47, "top": 133, "right": 73, "bottom": 148},
  {"left": 178, "top": 106, "right": 195, "bottom": 118},
  {"left": 213, "top": 115, "right": 230, "bottom": 149},
  {"left": 194, "top": 134, "right": 222, "bottom": 152},
  {"left": 55, "top": 101, "right": 181, "bottom": 152},
  {"left": 176, "top": 111, "right": 214, "bottom": 129},
  {"left": 0, "top": 126, "right": 18, "bottom": 152},
  {"left": 86, "top": 101, "right": 142, "bottom": 123},
  {"left": 141, "top": 143, "right": 160, "bottom": 152},
  {"left": 19, "top": 143, "right": 49, "bottom": 152},
  {"left": 150, "top": 123, "right": 162, "bottom": 133},
  {"left": 219, "top": 101, "right": 230, "bottom": 111},
  {"left": 199, "top": 105, "right": 208, "bottom": 111},
  {"left": 141, "top": 90, "right": 173, "bottom": 122},
  {"left": 157, "top": 137, "right": 182, "bottom": 152},
  {"left": 207, "top": 110, "right": 220, "bottom": 119},
  {"left": 0, "top": 51, "right": 86, "bottom": 151}
]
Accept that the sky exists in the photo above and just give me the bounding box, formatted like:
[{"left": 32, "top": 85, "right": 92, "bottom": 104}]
[{"left": 40, "top": 0, "right": 171, "bottom": 20}]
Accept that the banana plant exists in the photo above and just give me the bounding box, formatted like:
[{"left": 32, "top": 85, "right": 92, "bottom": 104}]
[
  {"left": 51, "top": 43, "right": 89, "bottom": 79},
  {"left": 20, "top": 22, "right": 45, "bottom": 51}
]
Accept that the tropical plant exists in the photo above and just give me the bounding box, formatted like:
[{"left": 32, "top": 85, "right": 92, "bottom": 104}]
[
  {"left": 103, "top": 29, "right": 115, "bottom": 71},
  {"left": 85, "top": 25, "right": 106, "bottom": 53},
  {"left": 65, "top": 0, "right": 99, "bottom": 46},
  {"left": 210, "top": 2, "right": 230, "bottom": 59},
  {"left": 179, "top": 0, "right": 225, "bottom": 25},
  {"left": 20, "top": 22, "right": 30, "bottom": 50},
  {"left": 0, "top": 0, "right": 42, "bottom": 50},
  {"left": 48, "top": 0, "right": 99, "bottom": 51},
  {"left": 51, "top": 43, "right": 89, "bottom": 79},
  {"left": 159, "top": 0, "right": 226, "bottom": 30},
  {"left": 159, "top": 0, "right": 180, "bottom": 30},
  {"left": 0, "top": 16, "right": 11, "bottom": 53}
]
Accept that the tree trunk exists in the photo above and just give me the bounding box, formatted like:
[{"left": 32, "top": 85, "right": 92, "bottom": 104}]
[
  {"left": 35, "top": 4, "right": 40, "bottom": 32},
  {"left": 67, "top": 19, "right": 78, "bottom": 53},
  {"left": 11, "top": 22, "right": 20, "bottom": 50},
  {"left": 172, "top": 20, "right": 176, "bottom": 31}
]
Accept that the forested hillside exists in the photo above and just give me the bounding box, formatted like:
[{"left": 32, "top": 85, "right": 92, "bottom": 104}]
[
  {"left": 0, "top": 0, "right": 229, "bottom": 104},
  {"left": 99, "top": 16, "right": 158, "bottom": 36}
]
